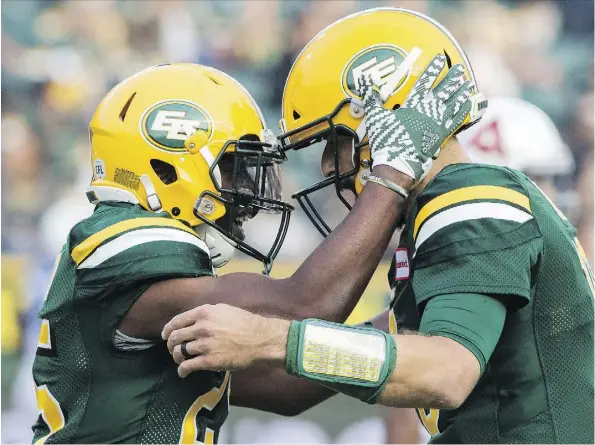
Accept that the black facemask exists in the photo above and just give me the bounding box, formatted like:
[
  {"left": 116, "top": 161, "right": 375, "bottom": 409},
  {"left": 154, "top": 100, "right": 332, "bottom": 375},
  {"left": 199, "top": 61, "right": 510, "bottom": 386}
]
[
  {"left": 279, "top": 99, "right": 366, "bottom": 237},
  {"left": 194, "top": 136, "right": 294, "bottom": 274}
]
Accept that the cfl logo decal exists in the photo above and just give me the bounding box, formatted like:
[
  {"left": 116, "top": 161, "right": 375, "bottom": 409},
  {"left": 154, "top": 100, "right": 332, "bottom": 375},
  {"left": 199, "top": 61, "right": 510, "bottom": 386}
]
[
  {"left": 342, "top": 44, "right": 410, "bottom": 99},
  {"left": 141, "top": 100, "right": 213, "bottom": 153}
]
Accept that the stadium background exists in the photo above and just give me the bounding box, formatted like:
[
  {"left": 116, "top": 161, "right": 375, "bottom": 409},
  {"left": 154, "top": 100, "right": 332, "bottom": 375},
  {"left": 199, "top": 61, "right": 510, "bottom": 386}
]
[{"left": 1, "top": 0, "right": 593, "bottom": 443}]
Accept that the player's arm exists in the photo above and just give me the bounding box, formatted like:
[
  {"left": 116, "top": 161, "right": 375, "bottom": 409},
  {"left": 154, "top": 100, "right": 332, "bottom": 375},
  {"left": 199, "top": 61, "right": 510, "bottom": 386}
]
[
  {"left": 227, "top": 310, "right": 391, "bottom": 415},
  {"left": 228, "top": 366, "right": 335, "bottom": 416},
  {"left": 374, "top": 293, "right": 506, "bottom": 408},
  {"left": 164, "top": 293, "right": 505, "bottom": 409},
  {"left": 120, "top": 173, "right": 407, "bottom": 339}
]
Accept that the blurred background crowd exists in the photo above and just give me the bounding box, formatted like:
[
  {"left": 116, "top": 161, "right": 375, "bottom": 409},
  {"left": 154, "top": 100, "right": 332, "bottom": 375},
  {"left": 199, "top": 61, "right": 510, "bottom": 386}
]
[{"left": 2, "top": 0, "right": 593, "bottom": 443}]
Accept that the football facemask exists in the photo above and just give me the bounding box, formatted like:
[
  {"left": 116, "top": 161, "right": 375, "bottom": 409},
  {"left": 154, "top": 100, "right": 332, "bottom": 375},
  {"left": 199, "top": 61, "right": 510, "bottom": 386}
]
[
  {"left": 281, "top": 114, "right": 366, "bottom": 237},
  {"left": 194, "top": 136, "right": 293, "bottom": 274}
]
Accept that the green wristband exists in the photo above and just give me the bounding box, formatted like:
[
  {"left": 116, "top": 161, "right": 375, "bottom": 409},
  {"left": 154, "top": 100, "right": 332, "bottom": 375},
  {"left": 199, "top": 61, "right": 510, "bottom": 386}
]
[
  {"left": 286, "top": 320, "right": 302, "bottom": 377},
  {"left": 285, "top": 319, "right": 397, "bottom": 404}
]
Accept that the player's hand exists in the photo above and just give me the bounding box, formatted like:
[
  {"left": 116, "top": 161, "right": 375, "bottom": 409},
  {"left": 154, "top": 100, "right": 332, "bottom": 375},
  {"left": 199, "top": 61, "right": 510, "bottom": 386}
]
[
  {"left": 162, "top": 304, "right": 289, "bottom": 377},
  {"left": 357, "top": 54, "right": 474, "bottom": 185}
]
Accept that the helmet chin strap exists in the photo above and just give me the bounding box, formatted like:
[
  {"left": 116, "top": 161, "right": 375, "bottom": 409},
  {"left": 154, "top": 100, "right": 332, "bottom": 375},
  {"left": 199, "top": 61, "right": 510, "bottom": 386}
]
[
  {"left": 89, "top": 175, "right": 164, "bottom": 212},
  {"left": 193, "top": 224, "right": 236, "bottom": 269},
  {"left": 139, "top": 174, "right": 162, "bottom": 211}
]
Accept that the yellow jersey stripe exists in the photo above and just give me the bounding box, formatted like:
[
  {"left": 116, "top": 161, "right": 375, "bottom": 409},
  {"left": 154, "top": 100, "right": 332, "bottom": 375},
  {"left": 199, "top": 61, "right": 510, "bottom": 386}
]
[
  {"left": 77, "top": 228, "right": 208, "bottom": 269},
  {"left": 414, "top": 185, "right": 531, "bottom": 239},
  {"left": 414, "top": 202, "right": 534, "bottom": 255},
  {"left": 71, "top": 217, "right": 197, "bottom": 266}
]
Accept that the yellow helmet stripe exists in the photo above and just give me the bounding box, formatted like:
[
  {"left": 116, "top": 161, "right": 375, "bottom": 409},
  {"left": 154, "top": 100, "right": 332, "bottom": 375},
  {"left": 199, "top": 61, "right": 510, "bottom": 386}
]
[
  {"left": 71, "top": 217, "right": 198, "bottom": 266},
  {"left": 413, "top": 185, "right": 531, "bottom": 239}
]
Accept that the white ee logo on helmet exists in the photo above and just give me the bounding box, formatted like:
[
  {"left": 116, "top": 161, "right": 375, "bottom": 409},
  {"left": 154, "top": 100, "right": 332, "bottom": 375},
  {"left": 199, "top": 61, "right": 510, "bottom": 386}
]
[
  {"left": 151, "top": 110, "right": 203, "bottom": 141},
  {"left": 141, "top": 100, "right": 213, "bottom": 153},
  {"left": 342, "top": 44, "right": 421, "bottom": 102},
  {"left": 351, "top": 55, "right": 398, "bottom": 91}
]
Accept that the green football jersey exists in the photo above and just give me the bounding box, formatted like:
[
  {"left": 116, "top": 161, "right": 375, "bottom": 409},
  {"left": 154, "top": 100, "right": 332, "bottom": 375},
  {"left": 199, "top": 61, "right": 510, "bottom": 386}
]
[
  {"left": 388, "top": 164, "right": 594, "bottom": 444},
  {"left": 31, "top": 202, "right": 230, "bottom": 444}
]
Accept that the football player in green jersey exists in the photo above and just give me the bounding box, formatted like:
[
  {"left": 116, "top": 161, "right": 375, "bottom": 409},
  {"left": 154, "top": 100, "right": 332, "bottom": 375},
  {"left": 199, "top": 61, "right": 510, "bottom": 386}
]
[
  {"left": 163, "top": 8, "right": 595, "bottom": 444},
  {"left": 31, "top": 49, "right": 474, "bottom": 443}
]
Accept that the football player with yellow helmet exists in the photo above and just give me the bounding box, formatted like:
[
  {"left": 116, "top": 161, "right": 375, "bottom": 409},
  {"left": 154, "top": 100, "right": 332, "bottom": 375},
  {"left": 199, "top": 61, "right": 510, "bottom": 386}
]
[
  {"left": 163, "top": 8, "right": 594, "bottom": 444},
  {"left": 31, "top": 50, "right": 465, "bottom": 442},
  {"left": 32, "top": 63, "right": 291, "bottom": 444}
]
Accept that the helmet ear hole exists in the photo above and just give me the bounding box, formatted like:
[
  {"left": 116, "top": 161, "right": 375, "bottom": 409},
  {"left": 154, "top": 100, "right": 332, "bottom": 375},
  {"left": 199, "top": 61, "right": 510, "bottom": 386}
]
[
  {"left": 293, "top": 110, "right": 301, "bottom": 120},
  {"left": 392, "top": 104, "right": 401, "bottom": 111},
  {"left": 150, "top": 159, "right": 178, "bottom": 185}
]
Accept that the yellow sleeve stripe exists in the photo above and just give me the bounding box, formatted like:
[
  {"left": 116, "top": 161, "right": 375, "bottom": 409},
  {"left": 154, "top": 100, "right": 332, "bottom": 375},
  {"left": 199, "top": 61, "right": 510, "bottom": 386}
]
[
  {"left": 71, "top": 217, "right": 198, "bottom": 266},
  {"left": 414, "top": 185, "right": 531, "bottom": 239}
]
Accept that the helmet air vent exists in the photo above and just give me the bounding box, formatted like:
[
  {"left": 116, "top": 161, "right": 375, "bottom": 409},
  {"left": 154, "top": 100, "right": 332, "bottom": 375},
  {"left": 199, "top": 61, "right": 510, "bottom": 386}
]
[
  {"left": 150, "top": 159, "right": 178, "bottom": 185},
  {"left": 119, "top": 92, "right": 137, "bottom": 122},
  {"left": 205, "top": 74, "right": 221, "bottom": 86},
  {"left": 443, "top": 50, "right": 452, "bottom": 69}
]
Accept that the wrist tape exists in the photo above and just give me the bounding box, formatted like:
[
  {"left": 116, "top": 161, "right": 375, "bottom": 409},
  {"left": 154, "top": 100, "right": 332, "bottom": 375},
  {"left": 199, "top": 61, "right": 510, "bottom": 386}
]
[{"left": 285, "top": 319, "right": 397, "bottom": 404}]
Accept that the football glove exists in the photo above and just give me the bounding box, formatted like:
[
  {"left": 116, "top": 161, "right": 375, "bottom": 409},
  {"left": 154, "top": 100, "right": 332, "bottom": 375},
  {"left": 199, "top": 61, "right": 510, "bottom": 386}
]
[{"left": 357, "top": 54, "right": 474, "bottom": 184}]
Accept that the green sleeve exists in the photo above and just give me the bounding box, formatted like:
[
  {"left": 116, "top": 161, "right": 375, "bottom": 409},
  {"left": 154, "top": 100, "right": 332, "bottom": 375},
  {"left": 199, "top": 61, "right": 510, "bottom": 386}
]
[{"left": 419, "top": 292, "right": 506, "bottom": 373}]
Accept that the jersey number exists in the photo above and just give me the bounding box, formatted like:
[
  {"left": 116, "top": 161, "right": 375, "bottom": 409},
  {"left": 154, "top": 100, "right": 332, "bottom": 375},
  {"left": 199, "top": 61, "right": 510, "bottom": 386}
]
[
  {"left": 35, "top": 383, "right": 65, "bottom": 444},
  {"left": 35, "top": 255, "right": 66, "bottom": 444},
  {"left": 179, "top": 371, "right": 230, "bottom": 444},
  {"left": 416, "top": 408, "right": 439, "bottom": 436},
  {"left": 34, "top": 318, "right": 65, "bottom": 444}
]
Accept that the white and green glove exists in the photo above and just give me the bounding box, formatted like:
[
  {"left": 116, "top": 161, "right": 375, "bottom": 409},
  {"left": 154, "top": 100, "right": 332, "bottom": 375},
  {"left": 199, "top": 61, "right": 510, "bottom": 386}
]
[{"left": 358, "top": 54, "right": 479, "bottom": 184}]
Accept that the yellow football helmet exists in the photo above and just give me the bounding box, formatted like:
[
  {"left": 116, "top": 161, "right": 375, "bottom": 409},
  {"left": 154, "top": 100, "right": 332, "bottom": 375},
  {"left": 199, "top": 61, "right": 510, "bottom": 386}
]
[
  {"left": 88, "top": 63, "right": 293, "bottom": 272},
  {"left": 279, "top": 8, "right": 484, "bottom": 236}
]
